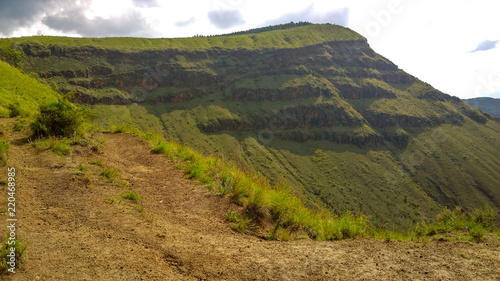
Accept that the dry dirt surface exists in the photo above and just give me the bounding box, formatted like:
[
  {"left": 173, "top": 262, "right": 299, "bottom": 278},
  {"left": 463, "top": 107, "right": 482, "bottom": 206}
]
[{"left": 0, "top": 118, "right": 499, "bottom": 281}]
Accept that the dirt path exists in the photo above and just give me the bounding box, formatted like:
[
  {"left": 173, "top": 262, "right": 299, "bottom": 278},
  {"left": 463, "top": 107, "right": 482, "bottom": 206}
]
[{"left": 0, "top": 118, "right": 499, "bottom": 281}]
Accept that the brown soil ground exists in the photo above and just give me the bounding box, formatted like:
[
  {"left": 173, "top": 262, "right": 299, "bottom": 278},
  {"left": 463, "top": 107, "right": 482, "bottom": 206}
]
[{"left": 0, "top": 118, "right": 499, "bottom": 281}]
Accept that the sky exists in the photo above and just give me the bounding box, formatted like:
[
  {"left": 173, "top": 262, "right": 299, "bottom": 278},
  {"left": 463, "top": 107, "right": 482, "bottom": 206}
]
[{"left": 0, "top": 0, "right": 499, "bottom": 99}]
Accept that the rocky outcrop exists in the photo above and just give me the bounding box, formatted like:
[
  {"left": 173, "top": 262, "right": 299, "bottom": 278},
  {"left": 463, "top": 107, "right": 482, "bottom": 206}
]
[
  {"left": 334, "top": 82, "right": 397, "bottom": 99},
  {"left": 277, "top": 129, "right": 383, "bottom": 146},
  {"left": 12, "top": 28, "right": 491, "bottom": 148},
  {"left": 228, "top": 84, "right": 335, "bottom": 102},
  {"left": 72, "top": 91, "right": 134, "bottom": 105},
  {"left": 199, "top": 103, "right": 363, "bottom": 135}
]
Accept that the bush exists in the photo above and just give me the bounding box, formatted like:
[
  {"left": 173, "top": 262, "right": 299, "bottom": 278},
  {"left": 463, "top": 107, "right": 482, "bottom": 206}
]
[
  {"left": 30, "top": 93, "right": 84, "bottom": 138},
  {"left": 415, "top": 205, "right": 497, "bottom": 240},
  {"left": 470, "top": 204, "right": 496, "bottom": 230},
  {"left": 7, "top": 103, "right": 21, "bottom": 118}
]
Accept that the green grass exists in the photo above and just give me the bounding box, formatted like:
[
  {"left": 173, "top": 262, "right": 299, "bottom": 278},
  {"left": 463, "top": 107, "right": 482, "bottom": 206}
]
[
  {"left": 0, "top": 61, "right": 58, "bottom": 117},
  {"left": 99, "top": 167, "right": 118, "bottom": 182},
  {"left": 152, "top": 140, "right": 368, "bottom": 240},
  {"left": 147, "top": 133, "right": 500, "bottom": 242},
  {"left": 109, "top": 124, "right": 131, "bottom": 134},
  {"left": 122, "top": 191, "right": 141, "bottom": 203},
  {"left": 89, "top": 159, "right": 104, "bottom": 167},
  {"left": 30, "top": 92, "right": 86, "bottom": 138},
  {"left": 226, "top": 211, "right": 254, "bottom": 233},
  {"left": 51, "top": 139, "right": 71, "bottom": 156},
  {"left": 415, "top": 205, "right": 495, "bottom": 241},
  {"left": 2, "top": 24, "right": 500, "bottom": 240},
  {"left": 0, "top": 140, "right": 8, "bottom": 165},
  {"left": 0, "top": 24, "right": 364, "bottom": 52},
  {"left": 0, "top": 234, "right": 26, "bottom": 274},
  {"left": 31, "top": 137, "right": 72, "bottom": 156}
]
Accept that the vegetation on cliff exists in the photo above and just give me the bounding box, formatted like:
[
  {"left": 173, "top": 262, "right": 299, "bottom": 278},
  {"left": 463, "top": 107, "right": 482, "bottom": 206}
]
[{"left": 1, "top": 24, "right": 499, "bottom": 231}]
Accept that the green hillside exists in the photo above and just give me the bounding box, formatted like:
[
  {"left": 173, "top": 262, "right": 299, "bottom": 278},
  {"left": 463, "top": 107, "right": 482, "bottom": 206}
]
[
  {"left": 464, "top": 97, "right": 500, "bottom": 118},
  {"left": 1, "top": 24, "right": 499, "bottom": 230},
  {"left": 0, "top": 24, "right": 363, "bottom": 52},
  {"left": 0, "top": 60, "right": 58, "bottom": 117}
]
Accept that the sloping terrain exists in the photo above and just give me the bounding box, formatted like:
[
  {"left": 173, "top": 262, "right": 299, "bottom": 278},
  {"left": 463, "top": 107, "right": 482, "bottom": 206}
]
[
  {"left": 1, "top": 119, "right": 499, "bottom": 280},
  {"left": 464, "top": 97, "right": 500, "bottom": 118},
  {"left": 1, "top": 24, "right": 500, "bottom": 230}
]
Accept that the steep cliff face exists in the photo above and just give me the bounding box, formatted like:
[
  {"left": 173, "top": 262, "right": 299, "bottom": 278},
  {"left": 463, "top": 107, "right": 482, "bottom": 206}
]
[
  {"left": 12, "top": 32, "right": 475, "bottom": 145},
  {"left": 2, "top": 24, "right": 499, "bottom": 229}
]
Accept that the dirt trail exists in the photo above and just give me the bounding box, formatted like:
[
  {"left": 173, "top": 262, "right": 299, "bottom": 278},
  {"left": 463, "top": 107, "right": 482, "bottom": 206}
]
[{"left": 0, "top": 118, "right": 499, "bottom": 281}]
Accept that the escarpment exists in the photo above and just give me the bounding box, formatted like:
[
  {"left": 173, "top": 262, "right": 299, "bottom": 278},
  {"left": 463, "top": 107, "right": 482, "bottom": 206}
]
[
  {"left": 3, "top": 24, "right": 498, "bottom": 230},
  {"left": 11, "top": 27, "right": 487, "bottom": 148}
]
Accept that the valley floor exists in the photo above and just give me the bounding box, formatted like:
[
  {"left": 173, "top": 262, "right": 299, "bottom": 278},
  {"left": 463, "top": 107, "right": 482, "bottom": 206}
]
[{"left": 1, "top": 118, "right": 499, "bottom": 281}]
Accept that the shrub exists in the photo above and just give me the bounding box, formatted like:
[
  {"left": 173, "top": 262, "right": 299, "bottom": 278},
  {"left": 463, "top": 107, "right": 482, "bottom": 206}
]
[
  {"left": 14, "top": 119, "right": 25, "bottom": 131},
  {"left": 7, "top": 103, "right": 21, "bottom": 118},
  {"left": 30, "top": 93, "right": 84, "bottom": 138},
  {"left": 470, "top": 204, "right": 496, "bottom": 230}
]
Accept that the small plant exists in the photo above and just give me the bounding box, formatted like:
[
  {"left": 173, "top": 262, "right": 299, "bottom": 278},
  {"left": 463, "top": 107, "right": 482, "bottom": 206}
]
[
  {"left": 122, "top": 191, "right": 141, "bottom": 202},
  {"left": 469, "top": 223, "right": 486, "bottom": 241},
  {"left": 91, "top": 138, "right": 106, "bottom": 153},
  {"left": 100, "top": 167, "right": 118, "bottom": 182},
  {"left": 13, "top": 119, "right": 25, "bottom": 131},
  {"left": 0, "top": 234, "right": 27, "bottom": 274},
  {"left": 470, "top": 204, "right": 496, "bottom": 230},
  {"left": 52, "top": 139, "right": 71, "bottom": 156},
  {"left": 152, "top": 142, "right": 168, "bottom": 154},
  {"left": 266, "top": 218, "right": 282, "bottom": 240},
  {"left": 226, "top": 210, "right": 253, "bottom": 233},
  {"left": 226, "top": 210, "right": 239, "bottom": 223},
  {"left": 7, "top": 103, "right": 21, "bottom": 118},
  {"left": 105, "top": 196, "right": 117, "bottom": 204},
  {"left": 89, "top": 159, "right": 104, "bottom": 167},
  {"left": 110, "top": 124, "right": 130, "bottom": 134},
  {"left": 459, "top": 253, "right": 471, "bottom": 260},
  {"left": 0, "top": 140, "right": 8, "bottom": 165},
  {"left": 77, "top": 163, "right": 87, "bottom": 172}
]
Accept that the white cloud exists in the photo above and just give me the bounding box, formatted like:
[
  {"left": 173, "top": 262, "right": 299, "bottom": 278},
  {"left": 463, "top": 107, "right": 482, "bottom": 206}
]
[{"left": 0, "top": 0, "right": 499, "bottom": 98}]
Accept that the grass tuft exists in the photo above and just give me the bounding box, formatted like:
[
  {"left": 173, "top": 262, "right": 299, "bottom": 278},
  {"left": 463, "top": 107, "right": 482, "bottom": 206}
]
[
  {"left": 152, "top": 139, "right": 369, "bottom": 240},
  {"left": 122, "top": 191, "right": 141, "bottom": 203},
  {"left": 226, "top": 211, "right": 253, "bottom": 233},
  {"left": 99, "top": 167, "right": 118, "bottom": 182},
  {"left": 52, "top": 139, "right": 71, "bottom": 156},
  {"left": 0, "top": 233, "right": 27, "bottom": 274},
  {"left": 0, "top": 140, "right": 8, "bottom": 165}
]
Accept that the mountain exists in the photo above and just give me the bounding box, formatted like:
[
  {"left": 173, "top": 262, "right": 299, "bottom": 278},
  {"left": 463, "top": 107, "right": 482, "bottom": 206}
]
[
  {"left": 1, "top": 24, "right": 499, "bottom": 230},
  {"left": 463, "top": 97, "right": 500, "bottom": 118}
]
